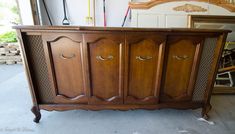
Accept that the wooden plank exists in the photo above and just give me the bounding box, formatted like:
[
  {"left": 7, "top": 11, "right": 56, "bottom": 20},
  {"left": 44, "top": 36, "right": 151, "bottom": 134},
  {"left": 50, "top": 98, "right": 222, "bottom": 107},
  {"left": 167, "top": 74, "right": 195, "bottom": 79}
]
[
  {"left": 218, "top": 66, "right": 235, "bottom": 73},
  {"left": 213, "top": 86, "right": 235, "bottom": 94},
  {"left": 12, "top": 26, "right": 231, "bottom": 34}
]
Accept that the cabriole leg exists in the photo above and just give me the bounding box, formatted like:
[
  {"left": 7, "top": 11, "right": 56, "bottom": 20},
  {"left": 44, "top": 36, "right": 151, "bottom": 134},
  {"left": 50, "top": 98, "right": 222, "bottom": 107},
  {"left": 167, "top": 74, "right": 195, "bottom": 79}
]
[
  {"left": 201, "top": 104, "right": 212, "bottom": 120},
  {"left": 31, "top": 106, "right": 41, "bottom": 123}
]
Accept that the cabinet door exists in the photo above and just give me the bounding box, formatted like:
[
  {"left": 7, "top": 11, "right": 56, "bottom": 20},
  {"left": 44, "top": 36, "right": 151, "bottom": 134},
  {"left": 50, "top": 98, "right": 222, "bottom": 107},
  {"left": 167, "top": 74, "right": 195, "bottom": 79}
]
[
  {"left": 160, "top": 36, "right": 204, "bottom": 102},
  {"left": 43, "top": 33, "right": 87, "bottom": 104},
  {"left": 125, "top": 33, "right": 166, "bottom": 104},
  {"left": 84, "top": 33, "right": 124, "bottom": 104}
]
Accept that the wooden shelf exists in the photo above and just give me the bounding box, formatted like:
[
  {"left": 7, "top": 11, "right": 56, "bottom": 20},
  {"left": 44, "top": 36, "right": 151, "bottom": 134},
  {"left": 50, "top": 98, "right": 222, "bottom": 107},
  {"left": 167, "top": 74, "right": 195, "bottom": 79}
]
[
  {"left": 213, "top": 86, "right": 235, "bottom": 94},
  {"left": 218, "top": 66, "right": 235, "bottom": 73}
]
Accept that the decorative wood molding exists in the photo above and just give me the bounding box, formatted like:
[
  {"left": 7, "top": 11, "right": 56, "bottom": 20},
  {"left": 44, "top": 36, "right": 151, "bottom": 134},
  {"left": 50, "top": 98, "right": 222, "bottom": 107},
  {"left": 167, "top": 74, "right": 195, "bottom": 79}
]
[
  {"left": 213, "top": 86, "right": 235, "bottom": 94},
  {"left": 129, "top": 0, "right": 235, "bottom": 12},
  {"left": 188, "top": 15, "right": 235, "bottom": 28},
  {"left": 173, "top": 4, "right": 207, "bottom": 12}
]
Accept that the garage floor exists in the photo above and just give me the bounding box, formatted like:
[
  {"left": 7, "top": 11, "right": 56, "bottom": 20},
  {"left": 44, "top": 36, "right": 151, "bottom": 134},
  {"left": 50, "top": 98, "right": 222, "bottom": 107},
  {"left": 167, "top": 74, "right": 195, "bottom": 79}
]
[{"left": 0, "top": 65, "right": 234, "bottom": 134}]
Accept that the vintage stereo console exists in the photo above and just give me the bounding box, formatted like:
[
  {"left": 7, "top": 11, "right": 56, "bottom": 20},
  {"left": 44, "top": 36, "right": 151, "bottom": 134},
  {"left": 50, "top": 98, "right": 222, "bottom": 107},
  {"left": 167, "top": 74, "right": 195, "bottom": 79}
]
[{"left": 14, "top": 26, "right": 230, "bottom": 123}]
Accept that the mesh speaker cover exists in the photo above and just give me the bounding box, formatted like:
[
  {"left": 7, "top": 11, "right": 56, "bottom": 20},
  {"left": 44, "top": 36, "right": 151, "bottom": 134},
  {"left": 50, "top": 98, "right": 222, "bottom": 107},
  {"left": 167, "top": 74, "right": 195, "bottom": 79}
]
[
  {"left": 193, "top": 38, "right": 218, "bottom": 101},
  {"left": 24, "top": 35, "right": 54, "bottom": 103}
]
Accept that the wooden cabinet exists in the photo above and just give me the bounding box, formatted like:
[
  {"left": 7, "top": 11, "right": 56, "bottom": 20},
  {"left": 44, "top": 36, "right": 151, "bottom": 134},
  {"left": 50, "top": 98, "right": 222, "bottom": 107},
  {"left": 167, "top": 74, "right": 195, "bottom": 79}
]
[
  {"left": 14, "top": 26, "right": 229, "bottom": 123},
  {"left": 84, "top": 34, "right": 124, "bottom": 104},
  {"left": 42, "top": 33, "right": 88, "bottom": 104},
  {"left": 160, "top": 36, "right": 204, "bottom": 102},
  {"left": 124, "top": 33, "right": 165, "bottom": 104}
]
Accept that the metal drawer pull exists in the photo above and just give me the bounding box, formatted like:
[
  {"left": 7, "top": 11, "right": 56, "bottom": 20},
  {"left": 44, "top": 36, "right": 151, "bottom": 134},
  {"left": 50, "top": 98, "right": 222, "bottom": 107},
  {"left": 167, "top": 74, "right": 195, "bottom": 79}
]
[
  {"left": 96, "top": 55, "right": 113, "bottom": 61},
  {"left": 173, "top": 55, "right": 190, "bottom": 60},
  {"left": 60, "top": 54, "right": 76, "bottom": 59},
  {"left": 136, "top": 56, "right": 152, "bottom": 61}
]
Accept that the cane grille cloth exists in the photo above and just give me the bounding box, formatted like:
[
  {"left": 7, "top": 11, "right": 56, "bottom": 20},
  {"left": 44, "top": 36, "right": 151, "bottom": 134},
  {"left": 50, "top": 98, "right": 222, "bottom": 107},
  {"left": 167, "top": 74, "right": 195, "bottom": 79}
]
[
  {"left": 24, "top": 35, "right": 54, "bottom": 103},
  {"left": 192, "top": 38, "right": 218, "bottom": 101}
]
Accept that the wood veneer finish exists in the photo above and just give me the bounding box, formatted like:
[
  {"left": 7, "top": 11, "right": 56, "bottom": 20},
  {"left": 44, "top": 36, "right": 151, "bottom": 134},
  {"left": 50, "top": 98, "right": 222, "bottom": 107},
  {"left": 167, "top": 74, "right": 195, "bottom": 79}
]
[{"left": 14, "top": 26, "right": 230, "bottom": 123}]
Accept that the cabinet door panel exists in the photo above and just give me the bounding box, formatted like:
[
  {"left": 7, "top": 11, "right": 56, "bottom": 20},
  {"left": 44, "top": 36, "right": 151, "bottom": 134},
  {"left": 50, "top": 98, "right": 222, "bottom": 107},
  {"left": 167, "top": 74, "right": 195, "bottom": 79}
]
[
  {"left": 160, "top": 36, "right": 204, "bottom": 102},
  {"left": 125, "top": 33, "right": 166, "bottom": 104},
  {"left": 84, "top": 34, "right": 124, "bottom": 104},
  {"left": 43, "top": 33, "right": 87, "bottom": 104}
]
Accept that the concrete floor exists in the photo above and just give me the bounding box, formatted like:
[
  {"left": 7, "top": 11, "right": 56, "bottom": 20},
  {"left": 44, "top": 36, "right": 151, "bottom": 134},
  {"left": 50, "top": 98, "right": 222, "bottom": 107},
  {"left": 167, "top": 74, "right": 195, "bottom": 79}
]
[{"left": 0, "top": 65, "right": 234, "bottom": 134}]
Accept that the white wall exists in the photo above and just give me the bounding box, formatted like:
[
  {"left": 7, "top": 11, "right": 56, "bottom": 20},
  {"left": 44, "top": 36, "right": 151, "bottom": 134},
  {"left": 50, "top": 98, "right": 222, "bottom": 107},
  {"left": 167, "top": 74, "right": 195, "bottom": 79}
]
[
  {"left": 40, "top": 0, "right": 131, "bottom": 27},
  {"left": 18, "top": 0, "right": 34, "bottom": 25}
]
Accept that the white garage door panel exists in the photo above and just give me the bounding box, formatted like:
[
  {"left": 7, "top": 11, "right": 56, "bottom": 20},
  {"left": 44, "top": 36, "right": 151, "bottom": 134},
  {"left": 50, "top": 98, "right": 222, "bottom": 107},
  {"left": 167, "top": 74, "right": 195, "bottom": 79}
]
[
  {"left": 138, "top": 14, "right": 158, "bottom": 28},
  {"left": 166, "top": 15, "right": 187, "bottom": 28}
]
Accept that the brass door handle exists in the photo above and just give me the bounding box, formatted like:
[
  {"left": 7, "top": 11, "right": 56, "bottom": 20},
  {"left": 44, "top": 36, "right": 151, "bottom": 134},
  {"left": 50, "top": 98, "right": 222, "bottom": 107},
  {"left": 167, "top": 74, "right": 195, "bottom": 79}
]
[
  {"left": 173, "top": 55, "right": 190, "bottom": 60},
  {"left": 96, "top": 55, "right": 113, "bottom": 61},
  {"left": 60, "top": 54, "right": 76, "bottom": 59},
  {"left": 136, "top": 56, "right": 152, "bottom": 61}
]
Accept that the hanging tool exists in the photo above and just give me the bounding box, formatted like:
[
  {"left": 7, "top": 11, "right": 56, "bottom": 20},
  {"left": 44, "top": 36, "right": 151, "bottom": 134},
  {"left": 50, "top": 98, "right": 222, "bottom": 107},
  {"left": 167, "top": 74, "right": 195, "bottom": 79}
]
[
  {"left": 103, "top": 0, "right": 107, "bottom": 27},
  {"left": 62, "top": 0, "right": 70, "bottom": 25},
  {"left": 121, "top": 6, "right": 130, "bottom": 27},
  {"left": 42, "top": 0, "right": 53, "bottom": 25},
  {"left": 122, "top": 0, "right": 132, "bottom": 27},
  {"left": 93, "top": 0, "right": 96, "bottom": 26},
  {"left": 129, "top": 1, "right": 132, "bottom": 20},
  {"left": 85, "top": 0, "right": 93, "bottom": 25}
]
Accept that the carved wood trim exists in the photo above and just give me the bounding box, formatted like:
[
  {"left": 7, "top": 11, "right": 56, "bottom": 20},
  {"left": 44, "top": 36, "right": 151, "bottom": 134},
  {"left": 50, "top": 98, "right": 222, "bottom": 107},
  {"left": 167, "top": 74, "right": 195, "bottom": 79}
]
[
  {"left": 187, "top": 15, "right": 235, "bottom": 28},
  {"left": 48, "top": 36, "right": 81, "bottom": 44},
  {"left": 173, "top": 4, "right": 207, "bottom": 12},
  {"left": 125, "top": 96, "right": 159, "bottom": 104},
  {"left": 129, "top": 0, "right": 235, "bottom": 12},
  {"left": 47, "top": 36, "right": 84, "bottom": 99},
  {"left": 42, "top": 34, "right": 87, "bottom": 103},
  {"left": 84, "top": 34, "right": 125, "bottom": 104},
  {"left": 54, "top": 95, "right": 87, "bottom": 104},
  {"left": 90, "top": 96, "right": 123, "bottom": 105},
  {"left": 160, "top": 36, "right": 205, "bottom": 101},
  {"left": 127, "top": 39, "right": 159, "bottom": 101},
  {"left": 124, "top": 33, "right": 167, "bottom": 104},
  {"left": 87, "top": 38, "right": 123, "bottom": 101}
]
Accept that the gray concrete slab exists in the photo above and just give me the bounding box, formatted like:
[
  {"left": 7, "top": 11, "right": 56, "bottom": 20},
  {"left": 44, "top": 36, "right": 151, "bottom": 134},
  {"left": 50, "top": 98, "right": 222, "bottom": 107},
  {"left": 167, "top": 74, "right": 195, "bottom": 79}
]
[{"left": 0, "top": 65, "right": 234, "bottom": 134}]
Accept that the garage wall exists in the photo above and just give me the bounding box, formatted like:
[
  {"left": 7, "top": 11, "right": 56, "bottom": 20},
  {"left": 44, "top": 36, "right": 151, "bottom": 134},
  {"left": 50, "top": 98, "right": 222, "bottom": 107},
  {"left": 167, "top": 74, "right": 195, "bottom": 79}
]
[
  {"left": 39, "top": 0, "right": 235, "bottom": 28},
  {"left": 40, "top": 0, "right": 131, "bottom": 27},
  {"left": 18, "top": 0, "right": 34, "bottom": 25}
]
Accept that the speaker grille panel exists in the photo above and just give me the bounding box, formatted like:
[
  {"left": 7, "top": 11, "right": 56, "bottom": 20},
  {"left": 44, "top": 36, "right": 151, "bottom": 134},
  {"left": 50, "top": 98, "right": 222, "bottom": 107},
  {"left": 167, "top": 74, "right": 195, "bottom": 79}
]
[
  {"left": 193, "top": 38, "right": 217, "bottom": 101},
  {"left": 24, "top": 35, "right": 54, "bottom": 103}
]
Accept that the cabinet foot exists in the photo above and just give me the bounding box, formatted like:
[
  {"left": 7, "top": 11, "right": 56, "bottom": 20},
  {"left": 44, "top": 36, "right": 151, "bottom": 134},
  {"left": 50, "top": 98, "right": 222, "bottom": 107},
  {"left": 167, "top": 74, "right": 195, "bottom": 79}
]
[
  {"left": 202, "top": 114, "right": 209, "bottom": 120},
  {"left": 31, "top": 106, "right": 41, "bottom": 123},
  {"left": 201, "top": 104, "right": 212, "bottom": 120}
]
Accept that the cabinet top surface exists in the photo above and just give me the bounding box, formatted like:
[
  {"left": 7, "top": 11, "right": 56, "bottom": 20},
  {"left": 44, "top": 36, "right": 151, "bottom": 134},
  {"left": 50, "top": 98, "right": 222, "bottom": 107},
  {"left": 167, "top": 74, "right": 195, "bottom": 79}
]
[{"left": 13, "top": 25, "right": 231, "bottom": 33}]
